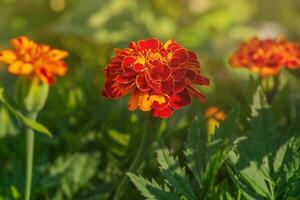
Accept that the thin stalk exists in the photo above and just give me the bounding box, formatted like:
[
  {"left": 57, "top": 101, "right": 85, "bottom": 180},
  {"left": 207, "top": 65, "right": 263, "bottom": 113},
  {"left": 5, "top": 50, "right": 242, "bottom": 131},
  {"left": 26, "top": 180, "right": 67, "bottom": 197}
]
[
  {"left": 25, "top": 112, "right": 38, "bottom": 200},
  {"left": 113, "top": 114, "right": 159, "bottom": 200},
  {"left": 237, "top": 189, "right": 242, "bottom": 200}
]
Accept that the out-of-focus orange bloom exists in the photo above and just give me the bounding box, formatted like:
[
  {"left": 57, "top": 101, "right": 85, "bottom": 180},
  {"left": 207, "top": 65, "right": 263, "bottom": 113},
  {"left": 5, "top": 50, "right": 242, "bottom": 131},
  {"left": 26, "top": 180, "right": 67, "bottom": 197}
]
[
  {"left": 205, "top": 106, "right": 225, "bottom": 135},
  {"left": 229, "top": 37, "right": 300, "bottom": 77},
  {"left": 102, "top": 38, "right": 209, "bottom": 118},
  {"left": 0, "top": 36, "right": 68, "bottom": 84}
]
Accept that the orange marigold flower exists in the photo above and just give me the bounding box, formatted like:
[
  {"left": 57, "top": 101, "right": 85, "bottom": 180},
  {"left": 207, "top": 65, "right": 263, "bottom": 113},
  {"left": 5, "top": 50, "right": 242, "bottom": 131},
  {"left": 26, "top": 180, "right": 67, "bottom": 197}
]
[
  {"left": 0, "top": 36, "right": 68, "bottom": 84},
  {"left": 101, "top": 38, "right": 209, "bottom": 118},
  {"left": 229, "top": 36, "right": 300, "bottom": 77},
  {"left": 205, "top": 106, "right": 225, "bottom": 135},
  {"left": 205, "top": 106, "right": 225, "bottom": 121}
]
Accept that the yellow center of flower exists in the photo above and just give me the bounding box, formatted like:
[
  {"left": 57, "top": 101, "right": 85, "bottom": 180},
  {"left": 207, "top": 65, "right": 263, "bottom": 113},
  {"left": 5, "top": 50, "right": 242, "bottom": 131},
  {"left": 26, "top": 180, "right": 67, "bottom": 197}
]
[
  {"left": 147, "top": 51, "right": 172, "bottom": 63},
  {"left": 134, "top": 50, "right": 172, "bottom": 72}
]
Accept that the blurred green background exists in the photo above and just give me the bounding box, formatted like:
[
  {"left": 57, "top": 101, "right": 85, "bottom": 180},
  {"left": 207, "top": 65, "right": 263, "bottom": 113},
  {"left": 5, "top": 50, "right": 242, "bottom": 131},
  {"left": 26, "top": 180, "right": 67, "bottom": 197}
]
[{"left": 0, "top": 0, "right": 300, "bottom": 199}]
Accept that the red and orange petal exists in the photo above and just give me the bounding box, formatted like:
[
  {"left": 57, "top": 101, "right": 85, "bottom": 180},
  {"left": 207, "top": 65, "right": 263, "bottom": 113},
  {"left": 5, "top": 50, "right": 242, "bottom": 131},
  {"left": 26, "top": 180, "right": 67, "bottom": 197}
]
[
  {"left": 205, "top": 106, "right": 225, "bottom": 121},
  {"left": 229, "top": 36, "right": 300, "bottom": 77},
  {"left": 0, "top": 36, "right": 68, "bottom": 85},
  {"left": 102, "top": 38, "right": 209, "bottom": 118}
]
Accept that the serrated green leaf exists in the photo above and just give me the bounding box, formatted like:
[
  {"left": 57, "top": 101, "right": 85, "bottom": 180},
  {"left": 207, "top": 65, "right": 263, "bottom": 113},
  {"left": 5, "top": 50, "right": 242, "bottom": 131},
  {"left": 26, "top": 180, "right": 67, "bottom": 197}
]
[
  {"left": 184, "top": 117, "right": 205, "bottom": 187},
  {"left": 226, "top": 92, "right": 270, "bottom": 198},
  {"left": 212, "top": 108, "right": 242, "bottom": 155},
  {"left": 226, "top": 87, "right": 300, "bottom": 200},
  {"left": 214, "top": 108, "right": 239, "bottom": 140},
  {"left": 156, "top": 148, "right": 197, "bottom": 200},
  {"left": 184, "top": 110, "right": 243, "bottom": 199},
  {"left": 273, "top": 142, "right": 288, "bottom": 173},
  {"left": 226, "top": 159, "right": 265, "bottom": 200},
  {"left": 228, "top": 120, "right": 274, "bottom": 197},
  {"left": 250, "top": 87, "right": 269, "bottom": 117},
  {"left": 0, "top": 87, "right": 51, "bottom": 137},
  {"left": 128, "top": 173, "right": 180, "bottom": 200},
  {"left": 239, "top": 161, "right": 271, "bottom": 197},
  {"left": 281, "top": 136, "right": 300, "bottom": 182}
]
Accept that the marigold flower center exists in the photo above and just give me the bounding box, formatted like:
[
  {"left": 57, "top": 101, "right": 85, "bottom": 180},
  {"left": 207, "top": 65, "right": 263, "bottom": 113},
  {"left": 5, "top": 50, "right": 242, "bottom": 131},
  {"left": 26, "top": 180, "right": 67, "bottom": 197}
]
[
  {"left": 134, "top": 50, "right": 172, "bottom": 73},
  {"left": 146, "top": 51, "right": 169, "bottom": 62}
]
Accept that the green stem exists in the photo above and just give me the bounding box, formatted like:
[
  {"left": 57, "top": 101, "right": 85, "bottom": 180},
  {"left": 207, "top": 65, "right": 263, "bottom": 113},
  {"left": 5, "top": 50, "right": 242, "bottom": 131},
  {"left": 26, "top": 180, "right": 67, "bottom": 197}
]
[
  {"left": 25, "top": 112, "right": 38, "bottom": 200},
  {"left": 113, "top": 114, "right": 160, "bottom": 200},
  {"left": 237, "top": 189, "right": 241, "bottom": 200}
]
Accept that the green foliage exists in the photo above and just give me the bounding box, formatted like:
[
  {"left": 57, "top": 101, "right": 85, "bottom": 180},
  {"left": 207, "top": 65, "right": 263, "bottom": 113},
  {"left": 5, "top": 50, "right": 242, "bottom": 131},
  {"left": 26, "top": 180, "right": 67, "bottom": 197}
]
[
  {"left": 128, "top": 173, "right": 180, "bottom": 200},
  {"left": 50, "top": 153, "right": 101, "bottom": 199},
  {"left": 156, "top": 147, "right": 197, "bottom": 200},
  {"left": 0, "top": 185, "right": 21, "bottom": 200},
  {"left": 129, "top": 111, "right": 242, "bottom": 199},
  {"left": 129, "top": 87, "right": 300, "bottom": 200},
  {"left": 227, "top": 87, "right": 300, "bottom": 200}
]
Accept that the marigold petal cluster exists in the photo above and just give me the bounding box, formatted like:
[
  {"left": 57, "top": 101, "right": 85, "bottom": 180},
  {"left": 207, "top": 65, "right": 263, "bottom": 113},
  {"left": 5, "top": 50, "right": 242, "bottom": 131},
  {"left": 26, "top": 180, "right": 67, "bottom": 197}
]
[
  {"left": 102, "top": 38, "right": 209, "bottom": 118},
  {"left": 229, "top": 37, "right": 300, "bottom": 77},
  {"left": 0, "top": 36, "right": 68, "bottom": 84}
]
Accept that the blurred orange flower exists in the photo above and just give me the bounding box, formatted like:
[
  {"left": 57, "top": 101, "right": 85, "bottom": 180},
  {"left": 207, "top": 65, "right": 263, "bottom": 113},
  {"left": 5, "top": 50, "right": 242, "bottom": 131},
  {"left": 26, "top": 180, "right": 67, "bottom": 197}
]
[
  {"left": 205, "top": 106, "right": 225, "bottom": 135},
  {"left": 0, "top": 36, "right": 68, "bottom": 84},
  {"left": 229, "top": 37, "right": 300, "bottom": 77},
  {"left": 102, "top": 38, "right": 209, "bottom": 118},
  {"left": 205, "top": 106, "right": 225, "bottom": 121}
]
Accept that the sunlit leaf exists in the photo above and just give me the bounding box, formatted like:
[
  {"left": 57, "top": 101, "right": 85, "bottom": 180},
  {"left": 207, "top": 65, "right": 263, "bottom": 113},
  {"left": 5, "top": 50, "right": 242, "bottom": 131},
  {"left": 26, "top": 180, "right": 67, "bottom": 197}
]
[
  {"left": 156, "top": 148, "right": 197, "bottom": 200},
  {"left": 128, "top": 173, "right": 180, "bottom": 200}
]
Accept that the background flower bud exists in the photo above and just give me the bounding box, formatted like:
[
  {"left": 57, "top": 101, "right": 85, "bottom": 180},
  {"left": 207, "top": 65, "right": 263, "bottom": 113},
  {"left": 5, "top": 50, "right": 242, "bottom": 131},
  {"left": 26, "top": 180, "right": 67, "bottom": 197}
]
[{"left": 15, "top": 77, "right": 49, "bottom": 114}]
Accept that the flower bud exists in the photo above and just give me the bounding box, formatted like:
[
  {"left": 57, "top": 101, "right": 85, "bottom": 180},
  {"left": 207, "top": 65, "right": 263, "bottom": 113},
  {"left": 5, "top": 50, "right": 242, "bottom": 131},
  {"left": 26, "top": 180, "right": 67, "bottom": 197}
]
[{"left": 15, "top": 77, "right": 49, "bottom": 114}]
